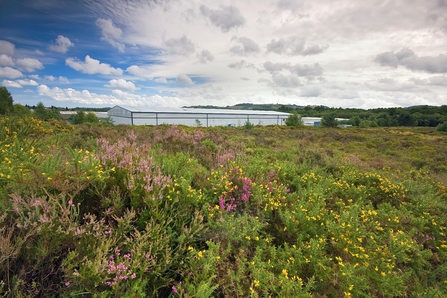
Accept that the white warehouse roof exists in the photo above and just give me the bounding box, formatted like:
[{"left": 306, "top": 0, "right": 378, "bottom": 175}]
[{"left": 107, "top": 105, "right": 290, "bottom": 127}]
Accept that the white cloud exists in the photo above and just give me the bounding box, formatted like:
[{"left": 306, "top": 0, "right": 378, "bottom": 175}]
[
  {"left": 17, "top": 79, "right": 38, "bottom": 86},
  {"left": 200, "top": 5, "right": 246, "bottom": 32},
  {"left": 227, "top": 60, "right": 256, "bottom": 70},
  {"left": 15, "top": 58, "right": 44, "bottom": 72},
  {"left": 37, "top": 84, "right": 184, "bottom": 107},
  {"left": 0, "top": 54, "right": 14, "bottom": 66},
  {"left": 66, "top": 55, "right": 123, "bottom": 75},
  {"left": 196, "top": 49, "right": 214, "bottom": 64},
  {"left": 126, "top": 65, "right": 152, "bottom": 79},
  {"left": 165, "top": 35, "right": 195, "bottom": 56},
  {"left": 29, "top": 74, "right": 40, "bottom": 80},
  {"left": 374, "top": 48, "right": 447, "bottom": 73},
  {"left": 271, "top": 74, "right": 302, "bottom": 87},
  {"left": 45, "top": 75, "right": 56, "bottom": 81},
  {"left": 266, "top": 37, "right": 328, "bottom": 56},
  {"left": 1, "top": 80, "right": 22, "bottom": 88},
  {"left": 58, "top": 76, "right": 69, "bottom": 83},
  {"left": 50, "top": 35, "right": 74, "bottom": 53},
  {"left": 1, "top": 78, "right": 37, "bottom": 88},
  {"left": 106, "top": 79, "right": 137, "bottom": 91},
  {"left": 230, "top": 37, "right": 261, "bottom": 56},
  {"left": 96, "top": 18, "right": 125, "bottom": 52},
  {"left": 0, "top": 67, "right": 23, "bottom": 79},
  {"left": 176, "top": 73, "right": 194, "bottom": 84},
  {"left": 154, "top": 77, "right": 168, "bottom": 83},
  {"left": 0, "top": 40, "right": 15, "bottom": 55}
]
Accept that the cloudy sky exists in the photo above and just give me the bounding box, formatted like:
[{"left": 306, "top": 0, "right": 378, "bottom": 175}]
[{"left": 1, "top": 0, "right": 447, "bottom": 109}]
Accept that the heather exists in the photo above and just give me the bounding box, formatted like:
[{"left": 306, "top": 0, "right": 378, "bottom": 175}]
[{"left": 1, "top": 117, "right": 447, "bottom": 297}]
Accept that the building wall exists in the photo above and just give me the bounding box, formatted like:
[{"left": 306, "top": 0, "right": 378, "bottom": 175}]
[{"left": 108, "top": 107, "right": 288, "bottom": 127}]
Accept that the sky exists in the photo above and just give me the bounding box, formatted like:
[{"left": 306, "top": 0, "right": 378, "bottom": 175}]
[{"left": 1, "top": 0, "right": 447, "bottom": 109}]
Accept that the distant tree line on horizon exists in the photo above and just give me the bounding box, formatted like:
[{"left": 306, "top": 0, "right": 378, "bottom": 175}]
[{"left": 2, "top": 85, "right": 447, "bottom": 130}]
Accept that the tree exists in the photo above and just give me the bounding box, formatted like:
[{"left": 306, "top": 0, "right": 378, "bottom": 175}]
[
  {"left": 321, "top": 113, "right": 338, "bottom": 127},
  {"left": 70, "top": 110, "right": 99, "bottom": 124},
  {"left": 33, "top": 102, "right": 61, "bottom": 120},
  {"left": 0, "top": 86, "right": 14, "bottom": 115},
  {"left": 285, "top": 111, "right": 303, "bottom": 127},
  {"left": 84, "top": 112, "right": 99, "bottom": 123},
  {"left": 436, "top": 121, "right": 447, "bottom": 132}
]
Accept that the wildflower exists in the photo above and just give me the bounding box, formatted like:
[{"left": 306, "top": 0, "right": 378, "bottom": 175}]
[
  {"left": 131, "top": 273, "right": 136, "bottom": 279},
  {"left": 172, "top": 286, "right": 178, "bottom": 293},
  {"left": 65, "top": 282, "right": 70, "bottom": 287}
]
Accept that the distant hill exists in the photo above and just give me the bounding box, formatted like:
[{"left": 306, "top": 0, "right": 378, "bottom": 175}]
[{"left": 184, "top": 103, "right": 306, "bottom": 111}]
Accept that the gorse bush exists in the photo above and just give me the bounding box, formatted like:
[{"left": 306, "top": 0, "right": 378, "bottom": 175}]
[{"left": 1, "top": 117, "right": 446, "bottom": 297}]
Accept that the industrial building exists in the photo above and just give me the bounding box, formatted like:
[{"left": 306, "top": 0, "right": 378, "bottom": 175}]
[{"left": 107, "top": 105, "right": 290, "bottom": 127}]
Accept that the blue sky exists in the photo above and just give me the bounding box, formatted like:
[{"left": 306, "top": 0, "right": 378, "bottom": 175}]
[{"left": 1, "top": 0, "right": 447, "bottom": 109}]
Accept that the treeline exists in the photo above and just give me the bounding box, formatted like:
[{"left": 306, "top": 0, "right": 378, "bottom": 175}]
[
  {"left": 0, "top": 86, "right": 105, "bottom": 124},
  {"left": 280, "top": 105, "right": 447, "bottom": 128}
]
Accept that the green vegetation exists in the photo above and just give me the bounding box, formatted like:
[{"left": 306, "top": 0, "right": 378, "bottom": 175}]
[
  {"left": 0, "top": 87, "right": 13, "bottom": 115},
  {"left": 285, "top": 111, "right": 303, "bottom": 127},
  {"left": 1, "top": 114, "right": 447, "bottom": 297},
  {"left": 70, "top": 110, "right": 100, "bottom": 124}
]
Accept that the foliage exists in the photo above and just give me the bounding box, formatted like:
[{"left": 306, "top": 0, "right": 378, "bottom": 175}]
[
  {"left": 436, "top": 121, "right": 447, "bottom": 132},
  {"left": 1, "top": 120, "right": 447, "bottom": 297},
  {"left": 321, "top": 113, "right": 339, "bottom": 127},
  {"left": 0, "top": 86, "right": 14, "bottom": 115},
  {"left": 13, "top": 104, "right": 31, "bottom": 117},
  {"left": 33, "top": 102, "right": 61, "bottom": 121},
  {"left": 285, "top": 111, "right": 303, "bottom": 127},
  {"left": 70, "top": 110, "right": 100, "bottom": 124}
]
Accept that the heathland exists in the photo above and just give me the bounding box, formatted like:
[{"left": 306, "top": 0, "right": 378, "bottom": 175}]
[{"left": 1, "top": 117, "right": 446, "bottom": 297}]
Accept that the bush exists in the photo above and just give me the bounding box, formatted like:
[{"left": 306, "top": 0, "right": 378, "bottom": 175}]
[
  {"left": 436, "top": 121, "right": 447, "bottom": 132},
  {"left": 285, "top": 112, "right": 303, "bottom": 127}
]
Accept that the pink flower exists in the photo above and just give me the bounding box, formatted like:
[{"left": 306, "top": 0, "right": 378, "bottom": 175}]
[
  {"left": 65, "top": 282, "right": 70, "bottom": 287},
  {"left": 172, "top": 286, "right": 178, "bottom": 293},
  {"left": 131, "top": 273, "right": 136, "bottom": 279},
  {"left": 68, "top": 200, "right": 73, "bottom": 205}
]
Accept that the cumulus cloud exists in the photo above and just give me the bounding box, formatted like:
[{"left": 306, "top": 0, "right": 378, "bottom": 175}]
[
  {"left": 289, "top": 63, "right": 323, "bottom": 77},
  {"left": 266, "top": 37, "right": 328, "bottom": 56},
  {"left": 228, "top": 60, "right": 255, "bottom": 69},
  {"left": 263, "top": 61, "right": 323, "bottom": 77},
  {"left": 176, "top": 73, "right": 194, "bottom": 84},
  {"left": 96, "top": 18, "right": 125, "bottom": 52},
  {"left": 38, "top": 84, "right": 183, "bottom": 106},
  {"left": 15, "top": 58, "right": 43, "bottom": 72},
  {"left": 38, "top": 84, "right": 121, "bottom": 105},
  {"left": 45, "top": 75, "right": 56, "bottom": 81},
  {"left": 1, "top": 80, "right": 22, "bottom": 88},
  {"left": 58, "top": 76, "right": 69, "bottom": 84},
  {"left": 196, "top": 49, "right": 214, "bottom": 64},
  {"left": 66, "top": 55, "right": 123, "bottom": 75},
  {"left": 0, "top": 40, "right": 15, "bottom": 55},
  {"left": 154, "top": 77, "right": 168, "bottom": 83},
  {"left": 0, "top": 66, "right": 23, "bottom": 79},
  {"left": 374, "top": 48, "right": 447, "bottom": 73},
  {"left": 271, "top": 74, "right": 302, "bottom": 87},
  {"left": 409, "top": 75, "right": 447, "bottom": 86},
  {"left": 106, "top": 79, "right": 137, "bottom": 91},
  {"left": 50, "top": 35, "right": 74, "bottom": 53},
  {"left": 230, "top": 37, "right": 260, "bottom": 56},
  {"left": 263, "top": 61, "right": 289, "bottom": 73},
  {"left": 17, "top": 79, "right": 38, "bottom": 86},
  {"left": 200, "top": 5, "right": 245, "bottom": 32},
  {"left": 126, "top": 65, "right": 152, "bottom": 79},
  {"left": 165, "top": 35, "right": 195, "bottom": 56},
  {"left": 0, "top": 54, "right": 14, "bottom": 66}
]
